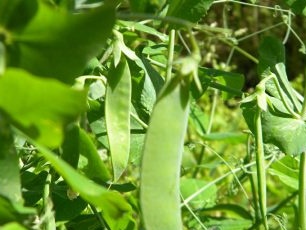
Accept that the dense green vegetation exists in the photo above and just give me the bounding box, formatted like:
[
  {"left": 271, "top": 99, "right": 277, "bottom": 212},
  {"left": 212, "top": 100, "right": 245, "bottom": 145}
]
[{"left": 1, "top": 0, "right": 306, "bottom": 229}]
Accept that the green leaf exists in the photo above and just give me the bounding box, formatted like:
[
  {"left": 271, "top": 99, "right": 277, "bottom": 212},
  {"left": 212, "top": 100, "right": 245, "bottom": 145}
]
[
  {"left": 202, "top": 204, "right": 253, "bottom": 220},
  {"left": 0, "top": 195, "right": 36, "bottom": 225},
  {"left": 167, "top": 0, "right": 214, "bottom": 24},
  {"left": 0, "top": 116, "right": 22, "bottom": 203},
  {"left": 180, "top": 178, "right": 217, "bottom": 210},
  {"left": 105, "top": 57, "right": 131, "bottom": 181},
  {"left": 192, "top": 67, "right": 244, "bottom": 99},
  {"left": 33, "top": 141, "right": 132, "bottom": 230},
  {"left": 205, "top": 218, "right": 253, "bottom": 230},
  {"left": 79, "top": 128, "right": 111, "bottom": 182},
  {"left": 258, "top": 36, "right": 285, "bottom": 77},
  {"left": 21, "top": 171, "right": 47, "bottom": 206},
  {"left": 0, "top": 68, "right": 87, "bottom": 148},
  {"left": 282, "top": 0, "right": 306, "bottom": 15},
  {"left": 0, "top": 0, "right": 37, "bottom": 29},
  {"left": 52, "top": 182, "right": 88, "bottom": 221},
  {"left": 241, "top": 101, "right": 306, "bottom": 156},
  {"left": 6, "top": 1, "right": 116, "bottom": 83},
  {"left": 140, "top": 77, "right": 190, "bottom": 230},
  {"left": 275, "top": 63, "right": 301, "bottom": 111},
  {"left": 0, "top": 222, "right": 28, "bottom": 230},
  {"left": 61, "top": 124, "right": 80, "bottom": 169},
  {"left": 119, "top": 21, "right": 168, "bottom": 42},
  {"left": 268, "top": 155, "right": 299, "bottom": 190},
  {"left": 129, "top": 0, "right": 166, "bottom": 13},
  {"left": 201, "top": 132, "right": 247, "bottom": 144}
]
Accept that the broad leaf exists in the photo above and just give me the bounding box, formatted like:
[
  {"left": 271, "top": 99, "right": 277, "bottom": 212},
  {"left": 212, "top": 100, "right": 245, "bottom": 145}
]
[
  {"left": 268, "top": 155, "right": 299, "bottom": 190},
  {"left": 78, "top": 128, "right": 111, "bottom": 182},
  {"left": 258, "top": 36, "right": 285, "bottom": 76},
  {"left": 0, "top": 116, "right": 22, "bottom": 203},
  {"left": 0, "top": 68, "right": 87, "bottom": 148},
  {"left": 33, "top": 142, "right": 132, "bottom": 230},
  {"left": 242, "top": 100, "right": 306, "bottom": 156},
  {"left": 0, "top": 222, "right": 28, "bottom": 230},
  {"left": 192, "top": 67, "right": 244, "bottom": 99},
  {"left": 167, "top": 0, "right": 214, "bottom": 24},
  {"left": 0, "top": 195, "right": 36, "bottom": 225},
  {"left": 5, "top": 1, "right": 116, "bottom": 83},
  {"left": 180, "top": 178, "right": 217, "bottom": 210},
  {"left": 205, "top": 218, "right": 253, "bottom": 230},
  {"left": 257, "top": 37, "right": 288, "bottom": 102},
  {"left": 0, "top": 0, "right": 37, "bottom": 30},
  {"left": 129, "top": 0, "right": 166, "bottom": 13},
  {"left": 282, "top": 0, "right": 306, "bottom": 15},
  {"left": 52, "top": 182, "right": 88, "bottom": 221},
  {"left": 140, "top": 77, "right": 190, "bottom": 230}
]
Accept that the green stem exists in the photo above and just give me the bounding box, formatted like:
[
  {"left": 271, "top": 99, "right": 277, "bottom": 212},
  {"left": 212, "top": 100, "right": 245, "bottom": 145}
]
[
  {"left": 299, "top": 152, "right": 306, "bottom": 230},
  {"left": 165, "top": 29, "right": 175, "bottom": 82},
  {"left": 262, "top": 74, "right": 300, "bottom": 119},
  {"left": 193, "top": 89, "right": 218, "bottom": 177},
  {"left": 0, "top": 41, "right": 5, "bottom": 75},
  {"left": 300, "top": 70, "right": 306, "bottom": 119},
  {"left": 130, "top": 112, "right": 148, "bottom": 129},
  {"left": 90, "top": 204, "right": 109, "bottom": 229},
  {"left": 246, "top": 134, "right": 260, "bottom": 227},
  {"left": 187, "top": 28, "right": 203, "bottom": 92},
  {"left": 255, "top": 109, "right": 268, "bottom": 229},
  {"left": 42, "top": 170, "right": 56, "bottom": 230}
]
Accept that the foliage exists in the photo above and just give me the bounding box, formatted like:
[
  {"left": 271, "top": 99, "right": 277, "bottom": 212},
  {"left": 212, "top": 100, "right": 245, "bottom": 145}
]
[{"left": 1, "top": 0, "right": 306, "bottom": 229}]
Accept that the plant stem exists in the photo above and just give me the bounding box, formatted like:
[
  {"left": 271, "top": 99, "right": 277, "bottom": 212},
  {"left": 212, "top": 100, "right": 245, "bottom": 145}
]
[
  {"left": 165, "top": 29, "right": 175, "bottom": 82},
  {"left": 193, "top": 89, "right": 218, "bottom": 177},
  {"left": 0, "top": 41, "right": 5, "bottom": 75},
  {"left": 246, "top": 134, "right": 260, "bottom": 228},
  {"left": 298, "top": 152, "right": 306, "bottom": 230},
  {"left": 130, "top": 112, "right": 148, "bottom": 129},
  {"left": 300, "top": 70, "right": 306, "bottom": 119},
  {"left": 255, "top": 109, "right": 268, "bottom": 229},
  {"left": 42, "top": 170, "right": 56, "bottom": 230},
  {"left": 90, "top": 204, "right": 109, "bottom": 229}
]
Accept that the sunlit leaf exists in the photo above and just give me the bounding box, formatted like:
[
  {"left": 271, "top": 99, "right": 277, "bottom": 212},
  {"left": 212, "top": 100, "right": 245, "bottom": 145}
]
[
  {"left": 129, "top": 0, "right": 166, "bottom": 13},
  {"left": 167, "top": 0, "right": 214, "bottom": 24},
  {"left": 79, "top": 128, "right": 111, "bottom": 182},
  {"left": 0, "top": 68, "right": 87, "bottom": 148},
  {"left": 192, "top": 67, "right": 244, "bottom": 99},
  {"left": 268, "top": 155, "right": 299, "bottom": 190},
  {"left": 6, "top": 1, "right": 116, "bottom": 83},
  {"left": 242, "top": 101, "right": 306, "bottom": 156},
  {"left": 0, "top": 117, "right": 22, "bottom": 203},
  {"left": 282, "top": 0, "right": 306, "bottom": 15},
  {"left": 0, "top": 195, "right": 36, "bottom": 225},
  {"left": 180, "top": 178, "right": 217, "bottom": 210},
  {"left": 33, "top": 141, "right": 132, "bottom": 230}
]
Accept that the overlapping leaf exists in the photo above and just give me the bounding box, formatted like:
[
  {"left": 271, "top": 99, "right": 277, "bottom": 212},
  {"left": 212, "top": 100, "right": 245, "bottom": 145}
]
[
  {"left": 0, "top": 68, "right": 87, "bottom": 148},
  {"left": 3, "top": 0, "right": 116, "bottom": 83},
  {"left": 167, "top": 0, "right": 214, "bottom": 24}
]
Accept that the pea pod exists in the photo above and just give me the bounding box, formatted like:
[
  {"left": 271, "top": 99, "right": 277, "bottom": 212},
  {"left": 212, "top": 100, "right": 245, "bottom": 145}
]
[
  {"left": 105, "top": 57, "right": 131, "bottom": 181},
  {"left": 140, "top": 77, "right": 190, "bottom": 230}
]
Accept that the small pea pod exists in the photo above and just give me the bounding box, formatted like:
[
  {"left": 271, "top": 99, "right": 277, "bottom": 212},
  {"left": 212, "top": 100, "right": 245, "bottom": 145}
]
[
  {"left": 140, "top": 77, "right": 190, "bottom": 230},
  {"left": 105, "top": 57, "right": 131, "bottom": 181}
]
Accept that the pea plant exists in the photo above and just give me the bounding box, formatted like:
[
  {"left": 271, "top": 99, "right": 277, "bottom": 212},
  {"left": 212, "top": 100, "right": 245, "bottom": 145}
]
[{"left": 0, "top": 0, "right": 306, "bottom": 229}]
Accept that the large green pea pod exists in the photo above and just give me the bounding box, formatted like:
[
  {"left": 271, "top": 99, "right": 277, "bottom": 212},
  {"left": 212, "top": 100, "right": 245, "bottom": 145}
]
[{"left": 140, "top": 77, "right": 190, "bottom": 230}]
